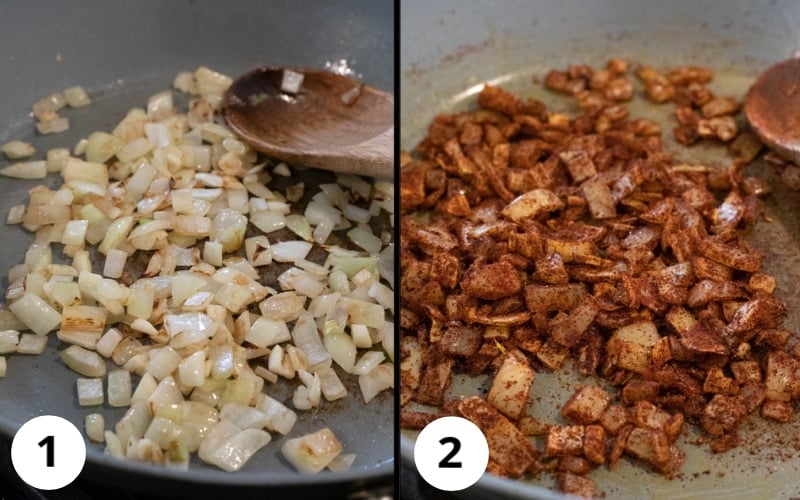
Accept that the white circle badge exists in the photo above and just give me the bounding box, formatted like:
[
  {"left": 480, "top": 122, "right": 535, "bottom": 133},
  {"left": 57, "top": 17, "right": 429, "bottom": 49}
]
[
  {"left": 413, "top": 416, "right": 489, "bottom": 491},
  {"left": 11, "top": 415, "right": 87, "bottom": 490}
]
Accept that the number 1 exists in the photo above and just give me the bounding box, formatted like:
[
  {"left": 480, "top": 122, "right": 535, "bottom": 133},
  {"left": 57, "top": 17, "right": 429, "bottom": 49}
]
[{"left": 38, "top": 435, "right": 54, "bottom": 467}]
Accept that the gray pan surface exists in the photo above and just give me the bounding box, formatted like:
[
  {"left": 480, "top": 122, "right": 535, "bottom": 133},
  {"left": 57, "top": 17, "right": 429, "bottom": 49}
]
[
  {"left": 0, "top": 0, "right": 394, "bottom": 497},
  {"left": 401, "top": 1, "right": 800, "bottom": 498}
]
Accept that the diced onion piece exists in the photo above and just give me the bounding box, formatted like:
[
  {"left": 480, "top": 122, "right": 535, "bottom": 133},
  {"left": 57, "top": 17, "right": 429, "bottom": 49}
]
[
  {"left": 381, "top": 322, "right": 394, "bottom": 362},
  {"left": 202, "top": 424, "right": 271, "bottom": 473},
  {"left": 61, "top": 219, "right": 89, "bottom": 246},
  {"left": 347, "top": 225, "right": 383, "bottom": 253},
  {"left": 0, "top": 330, "right": 19, "bottom": 354},
  {"left": 280, "top": 428, "right": 343, "bottom": 474},
  {"left": 203, "top": 241, "right": 223, "bottom": 267},
  {"left": 318, "top": 366, "right": 347, "bottom": 401},
  {"left": 358, "top": 363, "right": 393, "bottom": 403},
  {"left": 339, "top": 297, "right": 385, "bottom": 329},
  {"left": 96, "top": 328, "right": 123, "bottom": 359},
  {"left": 323, "top": 331, "right": 356, "bottom": 373},
  {"left": 0, "top": 161, "right": 46, "bottom": 179},
  {"left": 73, "top": 138, "right": 88, "bottom": 156},
  {"left": 9, "top": 292, "right": 61, "bottom": 335},
  {"left": 16, "top": 333, "right": 47, "bottom": 355},
  {"left": 254, "top": 395, "right": 296, "bottom": 435},
  {"left": 244, "top": 236, "right": 271, "bottom": 267},
  {"left": 115, "top": 402, "right": 152, "bottom": 448},
  {"left": 147, "top": 91, "right": 174, "bottom": 119},
  {"left": 131, "top": 372, "right": 158, "bottom": 405},
  {"left": 147, "top": 346, "right": 181, "bottom": 381},
  {"left": 281, "top": 69, "right": 304, "bottom": 94},
  {"left": 245, "top": 317, "right": 290, "bottom": 348},
  {"left": 271, "top": 240, "right": 313, "bottom": 263},
  {"left": 209, "top": 344, "right": 234, "bottom": 380},
  {"left": 117, "top": 138, "right": 154, "bottom": 162},
  {"left": 58, "top": 304, "right": 107, "bottom": 349},
  {"left": 84, "top": 131, "right": 122, "bottom": 163},
  {"left": 178, "top": 350, "right": 207, "bottom": 388},
  {"left": 292, "top": 313, "right": 331, "bottom": 371},
  {"left": 98, "top": 215, "right": 134, "bottom": 254},
  {"left": 6, "top": 204, "right": 25, "bottom": 225},
  {"left": 353, "top": 350, "right": 385, "bottom": 375},
  {"left": 33, "top": 92, "right": 66, "bottom": 119},
  {"left": 173, "top": 72, "right": 195, "bottom": 93},
  {"left": 272, "top": 162, "right": 290, "bottom": 176},
  {"left": 219, "top": 403, "right": 269, "bottom": 429},
  {"left": 61, "top": 345, "right": 106, "bottom": 377},
  {"left": 211, "top": 208, "right": 247, "bottom": 253},
  {"left": 37, "top": 116, "right": 70, "bottom": 135},
  {"left": 85, "top": 413, "right": 105, "bottom": 442},
  {"left": 63, "top": 159, "right": 108, "bottom": 191},
  {"left": 104, "top": 431, "right": 123, "bottom": 457},
  {"left": 2, "top": 140, "right": 35, "bottom": 159},
  {"left": 147, "top": 376, "right": 183, "bottom": 415},
  {"left": 126, "top": 282, "right": 155, "bottom": 320},
  {"left": 327, "top": 452, "right": 357, "bottom": 472},
  {"left": 350, "top": 324, "right": 372, "bottom": 349},
  {"left": 108, "top": 369, "right": 132, "bottom": 407},
  {"left": 64, "top": 86, "right": 92, "bottom": 107},
  {"left": 77, "top": 378, "right": 104, "bottom": 406},
  {"left": 45, "top": 148, "right": 71, "bottom": 172},
  {"left": 103, "top": 248, "right": 128, "bottom": 278}
]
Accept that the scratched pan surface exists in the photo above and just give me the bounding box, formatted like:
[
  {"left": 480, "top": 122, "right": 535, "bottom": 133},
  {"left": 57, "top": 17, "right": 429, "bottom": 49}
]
[
  {"left": 400, "top": 1, "right": 800, "bottom": 498},
  {"left": 0, "top": 0, "right": 393, "bottom": 497}
]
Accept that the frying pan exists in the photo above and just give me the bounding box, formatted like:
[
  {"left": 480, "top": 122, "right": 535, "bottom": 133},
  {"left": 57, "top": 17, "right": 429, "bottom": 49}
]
[
  {"left": 400, "top": 1, "right": 800, "bottom": 498},
  {"left": 0, "top": 0, "right": 393, "bottom": 497}
]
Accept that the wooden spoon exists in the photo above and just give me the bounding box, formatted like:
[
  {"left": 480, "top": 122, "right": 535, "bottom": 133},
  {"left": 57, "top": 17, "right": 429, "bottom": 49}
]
[
  {"left": 223, "top": 66, "right": 394, "bottom": 179},
  {"left": 744, "top": 57, "right": 800, "bottom": 164}
]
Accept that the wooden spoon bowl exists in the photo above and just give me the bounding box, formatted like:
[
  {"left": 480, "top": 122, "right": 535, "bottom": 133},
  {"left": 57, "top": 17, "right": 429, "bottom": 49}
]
[
  {"left": 745, "top": 57, "right": 800, "bottom": 165},
  {"left": 224, "top": 67, "right": 393, "bottom": 178}
]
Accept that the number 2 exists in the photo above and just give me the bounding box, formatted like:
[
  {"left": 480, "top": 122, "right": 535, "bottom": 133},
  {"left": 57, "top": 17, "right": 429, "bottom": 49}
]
[
  {"left": 438, "top": 436, "right": 462, "bottom": 468},
  {"left": 38, "top": 435, "right": 54, "bottom": 467}
]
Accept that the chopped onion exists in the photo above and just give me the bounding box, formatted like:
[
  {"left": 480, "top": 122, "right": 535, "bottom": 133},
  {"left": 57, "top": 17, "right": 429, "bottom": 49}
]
[
  {"left": 64, "top": 86, "right": 91, "bottom": 108},
  {"left": 280, "top": 428, "right": 343, "bottom": 474},
  {"left": 291, "top": 313, "right": 331, "bottom": 371},
  {"left": 16, "top": 333, "right": 47, "bottom": 355},
  {"left": 2, "top": 140, "right": 35, "bottom": 159},
  {"left": 1, "top": 66, "right": 394, "bottom": 475},
  {"left": 323, "top": 330, "right": 356, "bottom": 373},
  {"left": 147, "top": 346, "right": 181, "bottom": 381},
  {"left": 358, "top": 364, "right": 393, "bottom": 403},
  {"left": 85, "top": 413, "right": 105, "bottom": 442},
  {"left": 353, "top": 350, "right": 385, "bottom": 375},
  {"left": 108, "top": 369, "right": 132, "bottom": 407},
  {"left": 96, "top": 328, "right": 123, "bottom": 359},
  {"left": 271, "top": 240, "right": 312, "bottom": 263},
  {"left": 206, "top": 426, "right": 271, "bottom": 473},
  {"left": 33, "top": 92, "right": 66, "bottom": 119},
  {"left": 245, "top": 317, "right": 290, "bottom": 348},
  {"left": 77, "top": 378, "right": 104, "bottom": 406},
  {"left": 103, "top": 248, "right": 128, "bottom": 278},
  {"left": 61, "top": 345, "right": 106, "bottom": 377},
  {"left": 178, "top": 350, "right": 207, "bottom": 388},
  {"left": 9, "top": 292, "right": 61, "bottom": 335},
  {"left": 37, "top": 116, "right": 70, "bottom": 135},
  {"left": 0, "top": 160, "right": 46, "bottom": 179},
  {"left": 281, "top": 69, "right": 304, "bottom": 94},
  {"left": 0, "top": 330, "right": 19, "bottom": 354}
]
